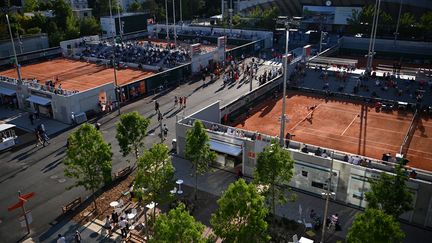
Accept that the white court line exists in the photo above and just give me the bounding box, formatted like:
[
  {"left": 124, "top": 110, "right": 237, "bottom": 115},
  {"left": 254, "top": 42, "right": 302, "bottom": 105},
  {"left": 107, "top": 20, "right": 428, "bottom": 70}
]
[
  {"left": 290, "top": 103, "right": 322, "bottom": 131},
  {"left": 341, "top": 114, "right": 359, "bottom": 136}
]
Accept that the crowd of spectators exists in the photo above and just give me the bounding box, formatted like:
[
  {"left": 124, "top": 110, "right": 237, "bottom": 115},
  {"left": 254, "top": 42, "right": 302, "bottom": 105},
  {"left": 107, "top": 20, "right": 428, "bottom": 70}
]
[
  {"left": 157, "top": 28, "right": 259, "bottom": 40},
  {"left": 79, "top": 40, "right": 190, "bottom": 69}
]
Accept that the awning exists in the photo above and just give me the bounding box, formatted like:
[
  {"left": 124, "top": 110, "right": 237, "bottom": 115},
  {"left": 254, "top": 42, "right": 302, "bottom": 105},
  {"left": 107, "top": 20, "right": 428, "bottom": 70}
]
[
  {"left": 209, "top": 140, "right": 242, "bottom": 157},
  {"left": 0, "top": 87, "right": 16, "bottom": 96},
  {"left": 26, "top": 95, "right": 51, "bottom": 106}
]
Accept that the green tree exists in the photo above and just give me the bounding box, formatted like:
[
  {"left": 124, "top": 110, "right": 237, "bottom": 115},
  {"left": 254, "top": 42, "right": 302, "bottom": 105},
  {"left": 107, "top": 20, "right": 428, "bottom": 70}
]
[
  {"left": 211, "top": 179, "right": 270, "bottom": 242},
  {"left": 80, "top": 16, "right": 101, "bottom": 36},
  {"left": 24, "top": 0, "right": 39, "bottom": 12},
  {"left": 26, "top": 27, "right": 41, "bottom": 34},
  {"left": 134, "top": 143, "right": 174, "bottom": 223},
  {"left": 365, "top": 164, "right": 413, "bottom": 218},
  {"left": 52, "top": 0, "right": 74, "bottom": 30},
  {"left": 116, "top": 111, "right": 150, "bottom": 165},
  {"left": 65, "top": 15, "right": 80, "bottom": 39},
  {"left": 253, "top": 141, "right": 294, "bottom": 216},
  {"left": 347, "top": 208, "right": 405, "bottom": 243},
  {"left": 151, "top": 203, "right": 206, "bottom": 243},
  {"left": 420, "top": 11, "right": 432, "bottom": 30},
  {"left": 185, "top": 120, "right": 216, "bottom": 200},
  {"left": 64, "top": 123, "right": 113, "bottom": 210},
  {"left": 128, "top": 0, "right": 142, "bottom": 12}
]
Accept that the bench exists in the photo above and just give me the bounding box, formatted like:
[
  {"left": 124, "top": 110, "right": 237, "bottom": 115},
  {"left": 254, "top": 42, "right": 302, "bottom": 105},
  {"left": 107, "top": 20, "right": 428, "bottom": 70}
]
[
  {"left": 114, "top": 166, "right": 131, "bottom": 180},
  {"left": 127, "top": 231, "right": 146, "bottom": 243},
  {"left": 62, "top": 197, "right": 81, "bottom": 214}
]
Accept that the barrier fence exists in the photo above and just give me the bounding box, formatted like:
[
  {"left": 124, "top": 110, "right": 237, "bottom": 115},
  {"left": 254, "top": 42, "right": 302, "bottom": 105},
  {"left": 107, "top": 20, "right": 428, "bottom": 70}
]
[{"left": 0, "top": 47, "right": 62, "bottom": 68}]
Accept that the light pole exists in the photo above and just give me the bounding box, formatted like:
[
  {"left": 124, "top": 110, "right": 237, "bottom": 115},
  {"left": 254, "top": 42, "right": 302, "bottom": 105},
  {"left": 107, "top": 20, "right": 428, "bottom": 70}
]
[
  {"left": 366, "top": 0, "right": 381, "bottom": 72},
  {"left": 320, "top": 151, "right": 335, "bottom": 243},
  {"left": 165, "top": 0, "right": 169, "bottom": 41},
  {"left": 116, "top": 0, "right": 123, "bottom": 41},
  {"left": 180, "top": 0, "right": 183, "bottom": 24},
  {"left": 394, "top": 0, "right": 403, "bottom": 44},
  {"left": 279, "top": 25, "right": 289, "bottom": 146},
  {"left": 173, "top": 0, "right": 177, "bottom": 47},
  {"left": 108, "top": 0, "right": 121, "bottom": 115},
  {"left": 6, "top": 14, "right": 22, "bottom": 85},
  {"left": 249, "top": 61, "right": 253, "bottom": 91}
]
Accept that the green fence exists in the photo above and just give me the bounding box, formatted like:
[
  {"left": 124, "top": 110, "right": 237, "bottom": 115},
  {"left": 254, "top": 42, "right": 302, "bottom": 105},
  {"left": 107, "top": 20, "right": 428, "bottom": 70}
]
[{"left": 226, "top": 39, "right": 265, "bottom": 60}]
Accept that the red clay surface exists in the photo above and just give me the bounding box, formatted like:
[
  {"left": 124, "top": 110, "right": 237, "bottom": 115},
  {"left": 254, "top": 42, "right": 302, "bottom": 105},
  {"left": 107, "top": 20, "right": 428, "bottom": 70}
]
[
  {"left": 0, "top": 58, "right": 155, "bottom": 92},
  {"left": 233, "top": 91, "right": 432, "bottom": 171}
]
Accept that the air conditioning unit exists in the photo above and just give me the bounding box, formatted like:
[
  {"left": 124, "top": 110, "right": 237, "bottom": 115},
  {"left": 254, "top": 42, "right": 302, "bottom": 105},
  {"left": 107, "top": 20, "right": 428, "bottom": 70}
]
[{"left": 74, "top": 112, "right": 88, "bottom": 124}]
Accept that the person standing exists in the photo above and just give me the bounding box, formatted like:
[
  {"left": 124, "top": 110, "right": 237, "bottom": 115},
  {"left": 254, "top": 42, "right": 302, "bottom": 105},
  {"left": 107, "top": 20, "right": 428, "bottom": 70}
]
[
  {"left": 29, "top": 113, "right": 34, "bottom": 125},
  {"left": 154, "top": 100, "right": 159, "bottom": 113},
  {"left": 179, "top": 96, "right": 183, "bottom": 109},
  {"left": 111, "top": 210, "right": 119, "bottom": 228},
  {"left": 119, "top": 217, "right": 128, "bottom": 238},
  {"left": 163, "top": 124, "right": 168, "bottom": 138},
  {"left": 183, "top": 96, "right": 187, "bottom": 109},
  {"left": 104, "top": 215, "right": 112, "bottom": 236},
  {"left": 57, "top": 234, "right": 66, "bottom": 243},
  {"left": 174, "top": 96, "right": 178, "bottom": 107},
  {"left": 35, "top": 128, "right": 42, "bottom": 147},
  {"left": 74, "top": 230, "right": 82, "bottom": 243}
]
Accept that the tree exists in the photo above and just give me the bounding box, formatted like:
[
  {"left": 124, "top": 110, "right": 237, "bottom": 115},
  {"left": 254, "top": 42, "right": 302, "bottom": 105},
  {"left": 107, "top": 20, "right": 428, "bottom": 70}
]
[
  {"left": 151, "top": 203, "right": 206, "bottom": 243},
  {"left": 65, "top": 15, "right": 80, "bottom": 39},
  {"left": 80, "top": 16, "right": 101, "bottom": 36},
  {"left": 253, "top": 141, "right": 294, "bottom": 216},
  {"left": 134, "top": 143, "right": 174, "bottom": 222},
  {"left": 211, "top": 179, "right": 270, "bottom": 242},
  {"left": 185, "top": 120, "right": 216, "bottom": 200},
  {"left": 365, "top": 164, "right": 413, "bottom": 218},
  {"left": 128, "top": 0, "right": 142, "bottom": 12},
  {"left": 347, "top": 208, "right": 405, "bottom": 243},
  {"left": 26, "top": 27, "right": 41, "bottom": 34},
  {"left": 116, "top": 111, "right": 150, "bottom": 165},
  {"left": 24, "top": 0, "right": 39, "bottom": 12},
  {"left": 52, "top": 0, "right": 74, "bottom": 30},
  {"left": 64, "top": 123, "right": 113, "bottom": 210}
]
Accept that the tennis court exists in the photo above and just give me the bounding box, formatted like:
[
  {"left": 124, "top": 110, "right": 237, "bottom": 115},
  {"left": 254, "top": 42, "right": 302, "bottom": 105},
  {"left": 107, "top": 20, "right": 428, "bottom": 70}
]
[
  {"left": 0, "top": 58, "right": 155, "bottom": 92},
  {"left": 233, "top": 91, "right": 432, "bottom": 171}
]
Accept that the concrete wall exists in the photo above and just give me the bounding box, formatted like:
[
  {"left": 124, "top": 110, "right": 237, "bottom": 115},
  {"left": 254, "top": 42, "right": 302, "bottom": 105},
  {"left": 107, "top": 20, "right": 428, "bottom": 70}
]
[
  {"left": 340, "top": 37, "right": 432, "bottom": 56},
  {"left": 0, "top": 34, "right": 49, "bottom": 58},
  {"left": 190, "top": 101, "right": 221, "bottom": 123}
]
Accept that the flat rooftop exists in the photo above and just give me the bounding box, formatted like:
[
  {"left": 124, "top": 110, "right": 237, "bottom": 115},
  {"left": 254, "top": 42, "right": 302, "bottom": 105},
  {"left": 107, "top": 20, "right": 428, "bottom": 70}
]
[
  {"left": 233, "top": 91, "right": 432, "bottom": 172},
  {"left": 0, "top": 58, "right": 155, "bottom": 92}
]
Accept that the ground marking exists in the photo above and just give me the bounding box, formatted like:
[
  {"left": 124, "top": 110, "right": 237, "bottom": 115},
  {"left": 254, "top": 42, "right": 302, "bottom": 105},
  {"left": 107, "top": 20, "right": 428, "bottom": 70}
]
[
  {"left": 341, "top": 114, "right": 359, "bottom": 136},
  {"left": 290, "top": 103, "right": 322, "bottom": 131}
]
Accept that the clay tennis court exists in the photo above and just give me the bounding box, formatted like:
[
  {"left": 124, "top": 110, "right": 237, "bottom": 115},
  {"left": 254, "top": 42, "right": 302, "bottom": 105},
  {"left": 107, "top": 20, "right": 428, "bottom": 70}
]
[
  {"left": 0, "top": 58, "right": 155, "bottom": 92},
  {"left": 233, "top": 91, "right": 432, "bottom": 171}
]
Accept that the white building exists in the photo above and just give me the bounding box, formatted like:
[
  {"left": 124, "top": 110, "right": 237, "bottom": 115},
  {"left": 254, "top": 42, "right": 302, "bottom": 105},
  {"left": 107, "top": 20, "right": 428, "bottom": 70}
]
[{"left": 67, "top": 0, "right": 93, "bottom": 19}]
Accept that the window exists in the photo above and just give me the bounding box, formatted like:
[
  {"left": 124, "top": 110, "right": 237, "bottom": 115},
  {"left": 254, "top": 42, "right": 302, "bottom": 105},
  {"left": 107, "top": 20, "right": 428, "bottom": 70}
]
[
  {"left": 311, "top": 181, "right": 324, "bottom": 189},
  {"left": 301, "top": 170, "right": 308, "bottom": 177}
]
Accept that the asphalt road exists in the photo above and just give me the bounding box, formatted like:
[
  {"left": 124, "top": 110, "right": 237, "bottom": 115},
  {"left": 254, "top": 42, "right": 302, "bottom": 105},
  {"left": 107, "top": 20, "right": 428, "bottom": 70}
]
[{"left": 0, "top": 58, "right": 275, "bottom": 243}]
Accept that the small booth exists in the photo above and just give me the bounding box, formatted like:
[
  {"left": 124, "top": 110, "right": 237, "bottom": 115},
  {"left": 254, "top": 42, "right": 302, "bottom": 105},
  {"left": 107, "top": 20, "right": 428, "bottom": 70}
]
[
  {"left": 26, "top": 95, "right": 53, "bottom": 118},
  {"left": 209, "top": 139, "right": 243, "bottom": 168},
  {"left": 0, "top": 86, "right": 17, "bottom": 107}
]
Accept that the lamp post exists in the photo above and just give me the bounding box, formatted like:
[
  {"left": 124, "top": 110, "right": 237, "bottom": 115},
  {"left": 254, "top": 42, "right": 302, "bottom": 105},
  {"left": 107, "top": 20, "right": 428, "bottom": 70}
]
[
  {"left": 6, "top": 14, "right": 22, "bottom": 85},
  {"left": 394, "top": 0, "right": 403, "bottom": 44},
  {"left": 116, "top": 0, "right": 123, "bottom": 41},
  {"left": 180, "top": 0, "right": 183, "bottom": 24},
  {"left": 165, "top": 0, "right": 169, "bottom": 41},
  {"left": 366, "top": 0, "right": 381, "bottom": 72},
  {"left": 108, "top": 0, "right": 121, "bottom": 115},
  {"left": 320, "top": 151, "right": 335, "bottom": 243},
  {"left": 279, "top": 24, "right": 289, "bottom": 146},
  {"left": 173, "top": 0, "right": 177, "bottom": 47}
]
